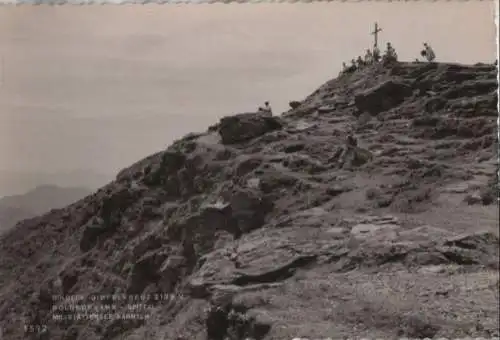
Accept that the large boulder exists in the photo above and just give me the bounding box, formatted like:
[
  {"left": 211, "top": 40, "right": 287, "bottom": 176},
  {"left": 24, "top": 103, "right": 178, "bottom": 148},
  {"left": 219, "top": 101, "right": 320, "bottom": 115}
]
[
  {"left": 355, "top": 80, "right": 413, "bottom": 115},
  {"left": 142, "top": 151, "right": 186, "bottom": 187},
  {"left": 218, "top": 112, "right": 283, "bottom": 145}
]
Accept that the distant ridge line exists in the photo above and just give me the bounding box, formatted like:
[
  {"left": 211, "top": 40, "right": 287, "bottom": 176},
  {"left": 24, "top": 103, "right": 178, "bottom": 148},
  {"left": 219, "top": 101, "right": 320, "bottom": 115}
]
[{"left": 0, "top": 0, "right": 496, "bottom": 5}]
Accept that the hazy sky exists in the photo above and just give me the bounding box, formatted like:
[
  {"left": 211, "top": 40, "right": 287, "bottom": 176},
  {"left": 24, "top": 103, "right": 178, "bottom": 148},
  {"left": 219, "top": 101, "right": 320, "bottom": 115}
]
[{"left": 0, "top": 2, "right": 497, "bottom": 177}]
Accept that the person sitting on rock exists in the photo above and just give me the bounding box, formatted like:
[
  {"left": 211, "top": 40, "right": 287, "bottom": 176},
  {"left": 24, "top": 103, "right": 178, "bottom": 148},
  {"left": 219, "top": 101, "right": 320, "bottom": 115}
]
[
  {"left": 337, "top": 132, "right": 360, "bottom": 168},
  {"left": 264, "top": 101, "right": 272, "bottom": 113},
  {"left": 346, "top": 134, "right": 358, "bottom": 148},
  {"left": 343, "top": 60, "right": 357, "bottom": 74},
  {"left": 258, "top": 101, "right": 272, "bottom": 114},
  {"left": 372, "top": 46, "right": 381, "bottom": 62},
  {"left": 422, "top": 42, "right": 435, "bottom": 62},
  {"left": 364, "top": 49, "right": 373, "bottom": 64}
]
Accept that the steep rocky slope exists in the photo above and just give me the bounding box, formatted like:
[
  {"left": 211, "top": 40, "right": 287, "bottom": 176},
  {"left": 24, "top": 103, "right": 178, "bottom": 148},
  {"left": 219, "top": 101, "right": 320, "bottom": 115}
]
[{"left": 0, "top": 61, "right": 498, "bottom": 340}]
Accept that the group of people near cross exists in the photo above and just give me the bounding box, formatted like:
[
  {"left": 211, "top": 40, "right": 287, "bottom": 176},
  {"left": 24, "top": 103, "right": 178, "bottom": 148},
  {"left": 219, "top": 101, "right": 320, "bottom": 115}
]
[
  {"left": 340, "top": 23, "right": 436, "bottom": 75},
  {"left": 341, "top": 41, "right": 436, "bottom": 75},
  {"left": 255, "top": 25, "right": 439, "bottom": 114},
  {"left": 340, "top": 41, "right": 397, "bottom": 74}
]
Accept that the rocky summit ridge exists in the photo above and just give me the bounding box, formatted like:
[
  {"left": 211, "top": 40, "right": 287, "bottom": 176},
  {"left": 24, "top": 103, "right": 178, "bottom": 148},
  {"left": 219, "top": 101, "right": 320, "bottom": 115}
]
[{"left": 0, "top": 61, "right": 498, "bottom": 340}]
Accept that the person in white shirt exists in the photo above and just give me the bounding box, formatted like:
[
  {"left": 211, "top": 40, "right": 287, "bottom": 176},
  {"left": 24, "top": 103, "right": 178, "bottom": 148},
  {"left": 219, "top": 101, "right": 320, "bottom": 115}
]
[
  {"left": 423, "top": 42, "right": 436, "bottom": 62},
  {"left": 258, "top": 101, "right": 272, "bottom": 114}
]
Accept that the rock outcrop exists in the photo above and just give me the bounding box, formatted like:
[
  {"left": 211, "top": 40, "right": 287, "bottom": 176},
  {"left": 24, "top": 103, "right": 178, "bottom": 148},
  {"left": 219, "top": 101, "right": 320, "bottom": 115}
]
[
  {"left": 354, "top": 79, "right": 413, "bottom": 115},
  {"left": 218, "top": 112, "right": 283, "bottom": 145},
  {"left": 0, "top": 61, "right": 498, "bottom": 340},
  {"left": 288, "top": 101, "right": 302, "bottom": 109}
]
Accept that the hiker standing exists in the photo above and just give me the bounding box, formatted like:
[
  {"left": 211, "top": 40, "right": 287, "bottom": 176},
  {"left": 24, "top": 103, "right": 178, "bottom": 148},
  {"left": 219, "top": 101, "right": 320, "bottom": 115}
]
[
  {"left": 372, "top": 45, "right": 381, "bottom": 62},
  {"left": 422, "top": 42, "right": 435, "bottom": 62},
  {"left": 384, "top": 42, "right": 398, "bottom": 60},
  {"left": 364, "top": 49, "right": 373, "bottom": 65},
  {"left": 356, "top": 56, "right": 365, "bottom": 68},
  {"left": 350, "top": 58, "right": 357, "bottom": 71}
]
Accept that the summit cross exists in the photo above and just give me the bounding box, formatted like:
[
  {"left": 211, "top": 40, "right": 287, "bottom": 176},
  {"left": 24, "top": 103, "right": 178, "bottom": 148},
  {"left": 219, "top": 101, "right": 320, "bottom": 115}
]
[{"left": 371, "top": 22, "right": 382, "bottom": 48}]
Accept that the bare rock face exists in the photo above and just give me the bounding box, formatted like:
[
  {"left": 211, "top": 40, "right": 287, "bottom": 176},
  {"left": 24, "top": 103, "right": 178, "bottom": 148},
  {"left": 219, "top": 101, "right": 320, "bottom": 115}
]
[
  {"left": 0, "top": 61, "right": 498, "bottom": 340},
  {"left": 142, "top": 151, "right": 186, "bottom": 187},
  {"left": 127, "top": 250, "right": 170, "bottom": 294},
  {"left": 355, "top": 79, "right": 413, "bottom": 114},
  {"left": 223, "top": 187, "right": 274, "bottom": 234},
  {"left": 80, "top": 186, "right": 142, "bottom": 252},
  {"left": 218, "top": 112, "right": 283, "bottom": 145}
]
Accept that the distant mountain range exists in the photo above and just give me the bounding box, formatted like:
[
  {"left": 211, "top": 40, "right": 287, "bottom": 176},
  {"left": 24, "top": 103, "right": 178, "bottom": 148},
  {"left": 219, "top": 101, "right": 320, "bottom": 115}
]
[
  {"left": 0, "top": 169, "right": 111, "bottom": 197},
  {"left": 0, "top": 185, "right": 92, "bottom": 234}
]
